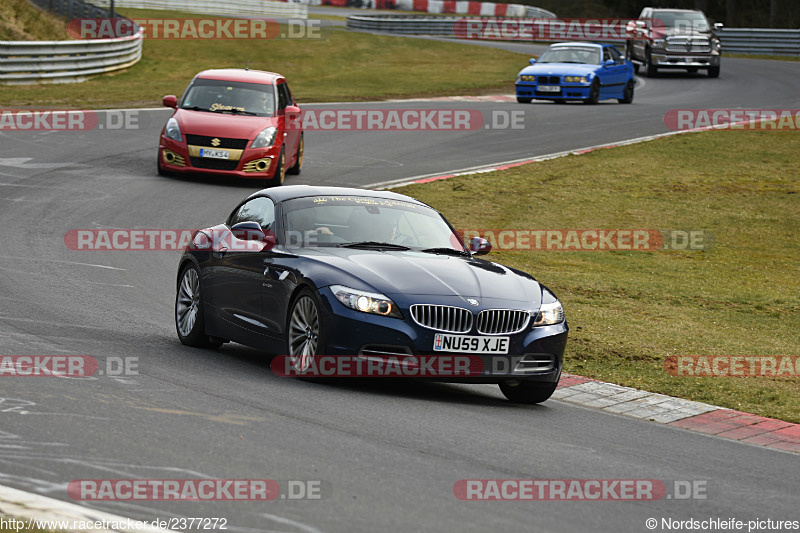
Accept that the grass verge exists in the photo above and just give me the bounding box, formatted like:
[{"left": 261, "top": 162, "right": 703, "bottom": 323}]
[
  {"left": 395, "top": 129, "right": 800, "bottom": 423},
  {"left": 0, "top": 0, "right": 67, "bottom": 41},
  {"left": 2, "top": 8, "right": 525, "bottom": 109}
]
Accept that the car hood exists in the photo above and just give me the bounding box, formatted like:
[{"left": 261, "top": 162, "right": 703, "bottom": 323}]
[
  {"left": 296, "top": 247, "right": 542, "bottom": 305},
  {"left": 519, "top": 63, "right": 598, "bottom": 77},
  {"left": 174, "top": 109, "right": 277, "bottom": 140}
]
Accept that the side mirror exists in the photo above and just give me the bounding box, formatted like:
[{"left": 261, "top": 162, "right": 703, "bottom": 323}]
[
  {"left": 714, "top": 22, "right": 724, "bottom": 31},
  {"left": 469, "top": 237, "right": 492, "bottom": 255},
  {"left": 162, "top": 95, "right": 177, "bottom": 109},
  {"left": 284, "top": 104, "right": 301, "bottom": 115},
  {"left": 529, "top": 58, "right": 536, "bottom": 65},
  {"left": 604, "top": 59, "right": 615, "bottom": 67},
  {"left": 231, "top": 221, "right": 266, "bottom": 241}
]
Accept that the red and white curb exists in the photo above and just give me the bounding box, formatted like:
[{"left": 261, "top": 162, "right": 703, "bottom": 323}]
[
  {"left": 556, "top": 374, "right": 800, "bottom": 454},
  {"left": 0, "top": 483, "right": 169, "bottom": 533}
]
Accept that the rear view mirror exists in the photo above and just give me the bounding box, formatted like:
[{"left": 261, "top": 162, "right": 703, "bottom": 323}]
[{"left": 162, "top": 95, "right": 177, "bottom": 109}]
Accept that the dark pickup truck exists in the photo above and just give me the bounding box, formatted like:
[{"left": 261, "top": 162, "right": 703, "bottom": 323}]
[{"left": 625, "top": 7, "right": 722, "bottom": 77}]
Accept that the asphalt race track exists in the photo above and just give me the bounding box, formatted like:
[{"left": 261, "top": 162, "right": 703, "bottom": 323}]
[{"left": 1, "top": 45, "right": 799, "bottom": 532}]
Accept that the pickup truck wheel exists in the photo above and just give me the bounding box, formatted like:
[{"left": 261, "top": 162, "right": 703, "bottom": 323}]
[
  {"left": 707, "top": 65, "right": 720, "bottom": 78},
  {"left": 625, "top": 43, "right": 639, "bottom": 73},
  {"left": 645, "top": 50, "right": 658, "bottom": 77}
]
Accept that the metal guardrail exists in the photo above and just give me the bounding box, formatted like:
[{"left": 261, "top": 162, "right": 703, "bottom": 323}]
[
  {"left": 0, "top": 33, "right": 144, "bottom": 85},
  {"left": 0, "top": 0, "right": 144, "bottom": 85},
  {"left": 113, "top": 0, "right": 308, "bottom": 18},
  {"left": 719, "top": 28, "right": 800, "bottom": 56},
  {"left": 347, "top": 14, "right": 461, "bottom": 35},
  {"left": 347, "top": 15, "right": 800, "bottom": 56}
]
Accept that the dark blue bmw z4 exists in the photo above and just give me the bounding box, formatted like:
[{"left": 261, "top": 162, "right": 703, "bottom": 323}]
[{"left": 175, "top": 185, "right": 568, "bottom": 403}]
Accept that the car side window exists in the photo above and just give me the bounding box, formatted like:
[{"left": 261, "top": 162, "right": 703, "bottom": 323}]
[
  {"left": 277, "top": 83, "right": 288, "bottom": 111},
  {"left": 608, "top": 47, "right": 623, "bottom": 63},
  {"left": 283, "top": 83, "right": 293, "bottom": 106},
  {"left": 603, "top": 48, "right": 613, "bottom": 62},
  {"left": 228, "top": 197, "right": 276, "bottom": 231}
]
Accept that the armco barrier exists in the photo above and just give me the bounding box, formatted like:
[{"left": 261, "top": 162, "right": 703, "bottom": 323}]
[
  {"left": 346, "top": 15, "right": 800, "bottom": 56},
  {"left": 282, "top": 0, "right": 554, "bottom": 18},
  {"left": 718, "top": 28, "right": 800, "bottom": 56},
  {"left": 0, "top": 32, "right": 144, "bottom": 85},
  {"left": 1, "top": 0, "right": 144, "bottom": 85},
  {"left": 112, "top": 0, "right": 308, "bottom": 18}
]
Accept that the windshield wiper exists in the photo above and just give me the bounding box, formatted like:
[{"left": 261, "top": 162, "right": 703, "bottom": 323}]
[
  {"left": 182, "top": 106, "right": 212, "bottom": 112},
  {"left": 420, "top": 247, "right": 471, "bottom": 257},
  {"left": 226, "top": 109, "right": 259, "bottom": 116},
  {"left": 339, "top": 241, "right": 411, "bottom": 251}
]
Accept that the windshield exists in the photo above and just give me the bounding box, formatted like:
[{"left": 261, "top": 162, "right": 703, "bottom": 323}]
[
  {"left": 652, "top": 11, "right": 710, "bottom": 31},
  {"left": 283, "top": 196, "right": 465, "bottom": 251},
  {"left": 537, "top": 47, "right": 601, "bottom": 65},
  {"left": 180, "top": 78, "right": 275, "bottom": 117}
]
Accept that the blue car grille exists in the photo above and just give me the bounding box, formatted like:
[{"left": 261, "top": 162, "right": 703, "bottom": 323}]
[
  {"left": 476, "top": 309, "right": 531, "bottom": 335},
  {"left": 410, "top": 305, "right": 531, "bottom": 335},
  {"left": 538, "top": 76, "right": 560, "bottom": 84}
]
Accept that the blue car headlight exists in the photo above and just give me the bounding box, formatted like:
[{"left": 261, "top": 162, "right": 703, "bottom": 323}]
[
  {"left": 330, "top": 285, "right": 402, "bottom": 318},
  {"left": 563, "top": 76, "right": 588, "bottom": 83}
]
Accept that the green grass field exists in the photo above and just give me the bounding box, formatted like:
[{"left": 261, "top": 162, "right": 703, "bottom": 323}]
[{"left": 395, "top": 129, "right": 800, "bottom": 422}]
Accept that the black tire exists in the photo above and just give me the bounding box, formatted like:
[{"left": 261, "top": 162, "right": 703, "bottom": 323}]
[
  {"left": 157, "top": 151, "right": 171, "bottom": 177},
  {"left": 266, "top": 146, "right": 286, "bottom": 187},
  {"left": 625, "top": 42, "right": 639, "bottom": 73},
  {"left": 499, "top": 380, "right": 558, "bottom": 404},
  {"left": 707, "top": 65, "right": 720, "bottom": 78},
  {"left": 286, "top": 287, "right": 326, "bottom": 376},
  {"left": 645, "top": 49, "right": 658, "bottom": 77},
  {"left": 516, "top": 96, "right": 532, "bottom": 104},
  {"left": 618, "top": 79, "right": 634, "bottom": 104},
  {"left": 287, "top": 134, "right": 303, "bottom": 175},
  {"left": 175, "top": 264, "right": 223, "bottom": 349},
  {"left": 584, "top": 80, "right": 600, "bottom": 105}
]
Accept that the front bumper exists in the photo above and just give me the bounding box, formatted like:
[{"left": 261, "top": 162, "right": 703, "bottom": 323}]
[
  {"left": 159, "top": 136, "right": 281, "bottom": 178},
  {"left": 650, "top": 53, "right": 720, "bottom": 68},
  {"left": 317, "top": 288, "right": 568, "bottom": 384},
  {"left": 516, "top": 82, "right": 592, "bottom": 100}
]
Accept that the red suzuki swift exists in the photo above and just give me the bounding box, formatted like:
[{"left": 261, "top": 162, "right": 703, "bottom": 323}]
[{"left": 158, "top": 69, "right": 303, "bottom": 185}]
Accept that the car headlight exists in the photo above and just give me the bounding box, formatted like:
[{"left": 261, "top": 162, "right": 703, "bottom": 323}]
[
  {"left": 564, "top": 76, "right": 588, "bottom": 83},
  {"left": 653, "top": 39, "right": 666, "bottom": 47},
  {"left": 533, "top": 301, "right": 564, "bottom": 326},
  {"left": 164, "top": 117, "right": 182, "bottom": 142},
  {"left": 251, "top": 126, "right": 278, "bottom": 149},
  {"left": 330, "top": 284, "right": 402, "bottom": 318}
]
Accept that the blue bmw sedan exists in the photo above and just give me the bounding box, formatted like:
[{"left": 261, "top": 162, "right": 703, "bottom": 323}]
[
  {"left": 515, "top": 42, "right": 635, "bottom": 104},
  {"left": 175, "top": 185, "right": 568, "bottom": 403}
]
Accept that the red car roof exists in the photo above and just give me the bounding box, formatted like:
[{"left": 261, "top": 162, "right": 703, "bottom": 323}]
[{"left": 194, "top": 68, "right": 284, "bottom": 85}]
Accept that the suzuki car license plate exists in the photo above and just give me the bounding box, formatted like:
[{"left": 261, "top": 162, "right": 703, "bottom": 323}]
[{"left": 199, "top": 148, "right": 229, "bottom": 159}]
